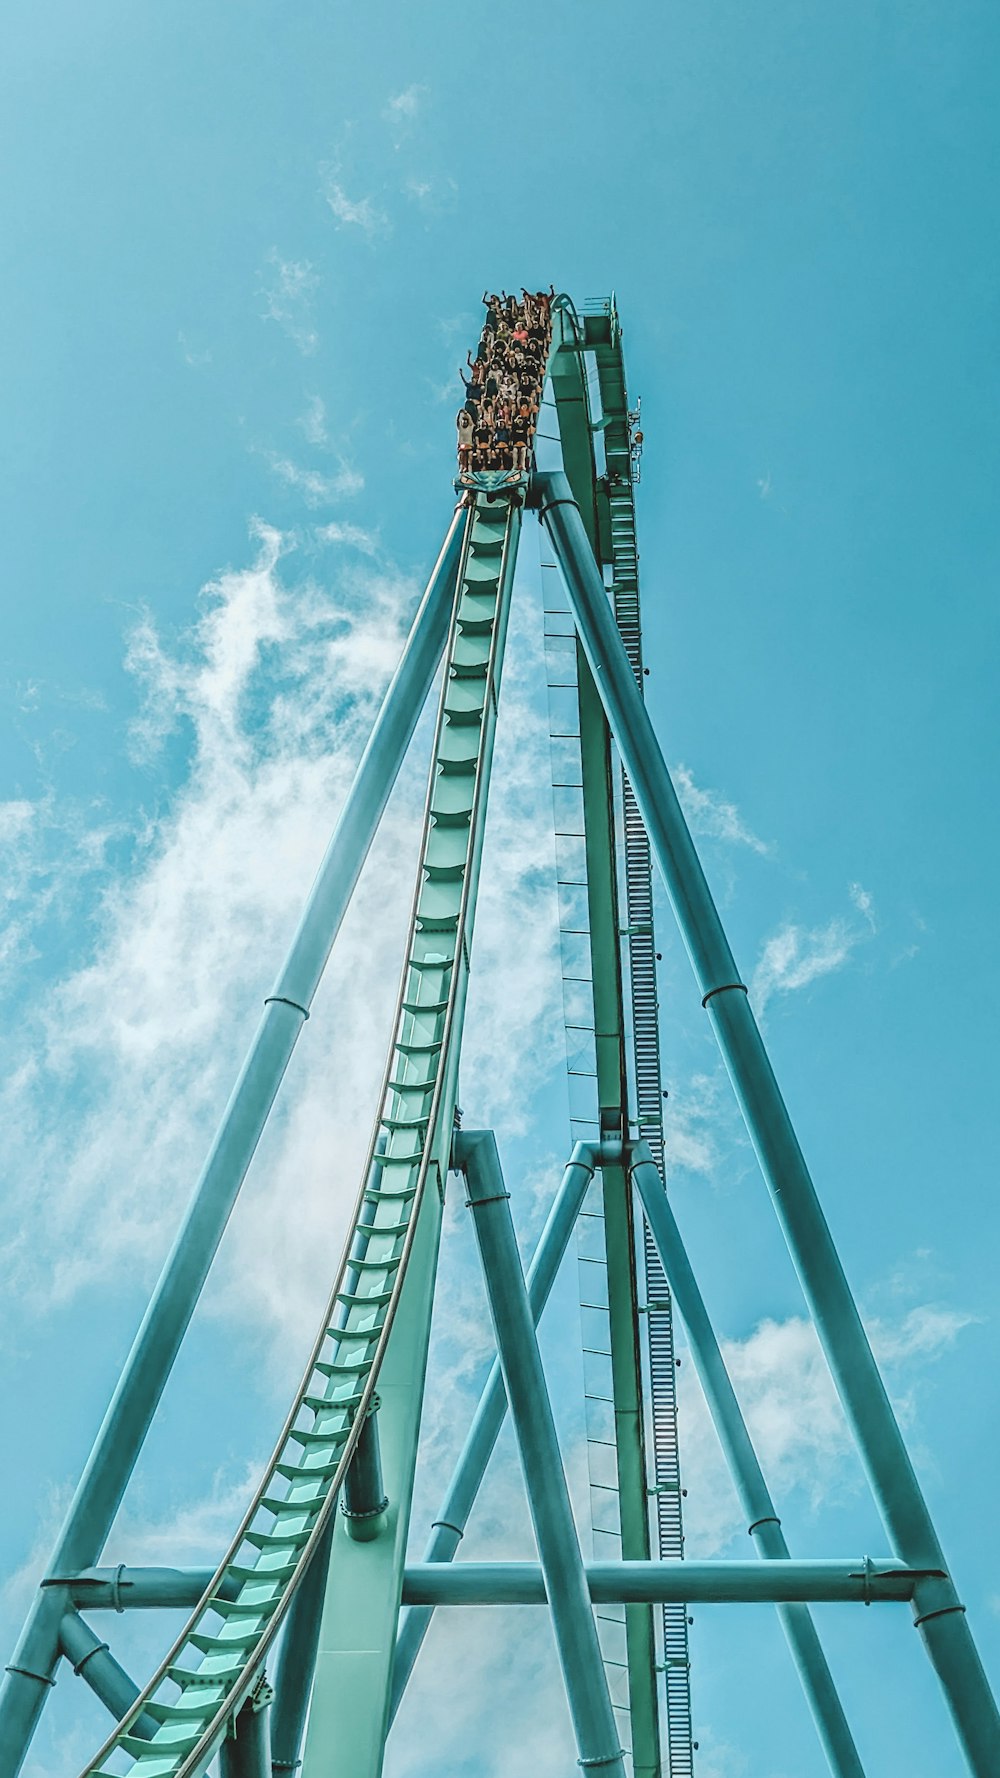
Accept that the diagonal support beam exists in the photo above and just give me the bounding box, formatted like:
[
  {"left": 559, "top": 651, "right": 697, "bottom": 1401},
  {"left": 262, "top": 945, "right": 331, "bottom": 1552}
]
[
  {"left": 0, "top": 510, "right": 466, "bottom": 1778},
  {"left": 390, "top": 1139, "right": 600, "bottom": 1719},
  {"left": 269, "top": 1520, "right": 333, "bottom": 1778},
  {"left": 457, "top": 1129, "right": 625, "bottom": 1777},
  {"left": 57, "top": 1612, "right": 158, "bottom": 1740},
  {"left": 631, "top": 1144, "right": 864, "bottom": 1778},
  {"left": 537, "top": 471, "right": 1000, "bottom": 1778}
]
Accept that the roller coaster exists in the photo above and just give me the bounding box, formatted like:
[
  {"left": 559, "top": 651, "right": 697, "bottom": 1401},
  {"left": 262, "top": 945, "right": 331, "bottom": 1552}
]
[{"left": 1, "top": 296, "right": 997, "bottom": 1778}]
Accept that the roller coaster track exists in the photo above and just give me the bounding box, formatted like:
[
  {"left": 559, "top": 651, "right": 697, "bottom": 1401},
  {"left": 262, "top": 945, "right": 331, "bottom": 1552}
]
[
  {"left": 77, "top": 489, "right": 522, "bottom": 1778},
  {"left": 584, "top": 300, "right": 695, "bottom": 1774},
  {"left": 5, "top": 288, "right": 997, "bottom": 1778},
  {"left": 550, "top": 296, "right": 693, "bottom": 1774}
]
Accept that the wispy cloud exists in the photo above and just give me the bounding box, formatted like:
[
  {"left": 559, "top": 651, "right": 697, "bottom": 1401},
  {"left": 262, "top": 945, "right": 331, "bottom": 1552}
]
[
  {"left": 321, "top": 167, "right": 389, "bottom": 239},
  {"left": 663, "top": 1071, "right": 727, "bottom": 1179},
  {"left": 849, "top": 879, "right": 877, "bottom": 929},
  {"left": 0, "top": 794, "right": 120, "bottom": 987},
  {"left": 267, "top": 454, "right": 364, "bottom": 505},
  {"left": 0, "top": 529, "right": 564, "bottom": 1379},
  {"left": 751, "top": 915, "right": 857, "bottom": 1012},
  {"left": 259, "top": 251, "right": 319, "bottom": 355},
  {"left": 314, "top": 520, "right": 379, "bottom": 555},
  {"left": 750, "top": 875, "right": 880, "bottom": 1015},
  {"left": 679, "top": 1302, "right": 974, "bottom": 1554},
  {"left": 384, "top": 84, "right": 426, "bottom": 123},
  {"left": 177, "top": 331, "right": 212, "bottom": 368},
  {"left": 673, "top": 764, "right": 768, "bottom": 855},
  {"left": 403, "top": 175, "right": 459, "bottom": 215},
  {"left": 298, "top": 394, "right": 328, "bottom": 447}
]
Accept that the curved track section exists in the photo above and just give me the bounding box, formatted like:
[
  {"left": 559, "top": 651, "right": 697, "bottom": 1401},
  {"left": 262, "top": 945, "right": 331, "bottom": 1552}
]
[{"left": 79, "top": 489, "right": 522, "bottom": 1778}]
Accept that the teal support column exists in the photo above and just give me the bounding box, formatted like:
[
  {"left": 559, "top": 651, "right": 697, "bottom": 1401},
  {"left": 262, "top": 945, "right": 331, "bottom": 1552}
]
[
  {"left": 0, "top": 511, "right": 465, "bottom": 1778},
  {"left": 56, "top": 1613, "right": 157, "bottom": 1740},
  {"left": 458, "top": 1130, "right": 625, "bottom": 1776},
  {"left": 269, "top": 1521, "right": 334, "bottom": 1777},
  {"left": 299, "top": 1175, "right": 444, "bottom": 1778},
  {"left": 537, "top": 472, "right": 1000, "bottom": 1778},
  {"left": 390, "top": 1141, "right": 599, "bottom": 1718},
  {"left": 341, "top": 1404, "right": 389, "bottom": 1543},
  {"left": 630, "top": 1145, "right": 865, "bottom": 1778},
  {"left": 220, "top": 1683, "right": 273, "bottom": 1778}
]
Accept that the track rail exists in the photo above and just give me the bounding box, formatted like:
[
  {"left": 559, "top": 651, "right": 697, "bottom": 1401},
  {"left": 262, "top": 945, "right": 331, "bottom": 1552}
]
[
  {"left": 581, "top": 299, "right": 695, "bottom": 1775},
  {"left": 78, "top": 490, "right": 522, "bottom": 1778}
]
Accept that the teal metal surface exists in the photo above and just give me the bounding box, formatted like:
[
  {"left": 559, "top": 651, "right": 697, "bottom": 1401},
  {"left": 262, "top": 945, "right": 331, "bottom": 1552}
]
[
  {"left": 300, "top": 1186, "right": 444, "bottom": 1778},
  {"left": 400, "top": 1560, "right": 928, "bottom": 1606},
  {"left": 268, "top": 1523, "right": 332, "bottom": 1777},
  {"left": 57, "top": 1616, "right": 157, "bottom": 1740},
  {"left": 57, "top": 497, "right": 513, "bottom": 1778},
  {"left": 0, "top": 511, "right": 465, "bottom": 1778},
  {"left": 631, "top": 1145, "right": 866, "bottom": 1778},
  {"left": 2, "top": 296, "right": 994, "bottom": 1778},
  {"left": 56, "top": 1572, "right": 232, "bottom": 1613},
  {"left": 298, "top": 488, "right": 522, "bottom": 1778},
  {"left": 538, "top": 469, "right": 1000, "bottom": 1778},
  {"left": 218, "top": 1684, "right": 271, "bottom": 1778},
  {"left": 459, "top": 1129, "right": 626, "bottom": 1778},
  {"left": 548, "top": 297, "right": 662, "bottom": 1778},
  {"left": 389, "top": 1140, "right": 600, "bottom": 1719},
  {"left": 585, "top": 302, "right": 693, "bottom": 1770},
  {"left": 340, "top": 1406, "right": 389, "bottom": 1542}
]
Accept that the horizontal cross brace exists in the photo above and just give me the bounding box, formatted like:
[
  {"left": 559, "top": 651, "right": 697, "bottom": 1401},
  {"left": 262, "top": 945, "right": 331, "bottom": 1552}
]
[{"left": 400, "top": 1558, "right": 936, "bottom": 1606}]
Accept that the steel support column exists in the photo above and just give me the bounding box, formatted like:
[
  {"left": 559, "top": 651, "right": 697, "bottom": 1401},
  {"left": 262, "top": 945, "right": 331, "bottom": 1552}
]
[
  {"left": 458, "top": 1129, "right": 625, "bottom": 1776},
  {"left": 390, "top": 1140, "right": 599, "bottom": 1718},
  {"left": 56, "top": 1613, "right": 157, "bottom": 1740},
  {"left": 631, "top": 1145, "right": 865, "bottom": 1778},
  {"left": 0, "top": 512, "right": 465, "bottom": 1778},
  {"left": 537, "top": 471, "right": 1000, "bottom": 1778},
  {"left": 269, "top": 1520, "right": 334, "bottom": 1777},
  {"left": 220, "top": 1682, "right": 272, "bottom": 1778},
  {"left": 299, "top": 1171, "right": 444, "bottom": 1778}
]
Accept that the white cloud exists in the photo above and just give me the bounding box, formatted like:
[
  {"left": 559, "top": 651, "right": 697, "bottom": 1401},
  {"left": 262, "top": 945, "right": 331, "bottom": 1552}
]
[
  {"left": 298, "top": 394, "right": 328, "bottom": 446},
  {"left": 258, "top": 251, "right": 320, "bottom": 355},
  {"left": 322, "top": 168, "right": 389, "bottom": 238},
  {"left": 0, "top": 527, "right": 564, "bottom": 1382},
  {"left": 314, "top": 520, "right": 379, "bottom": 555},
  {"left": 678, "top": 1303, "right": 972, "bottom": 1555},
  {"left": 403, "top": 175, "right": 459, "bottom": 214},
  {"left": 177, "top": 331, "right": 212, "bottom": 368},
  {"left": 849, "top": 879, "right": 877, "bottom": 929},
  {"left": 0, "top": 795, "right": 120, "bottom": 987},
  {"left": 750, "top": 916, "right": 857, "bottom": 1013},
  {"left": 663, "top": 1071, "right": 726, "bottom": 1178},
  {"left": 267, "top": 454, "right": 364, "bottom": 505},
  {"left": 0, "top": 799, "right": 35, "bottom": 844},
  {"left": 0, "top": 524, "right": 425, "bottom": 1333},
  {"left": 673, "top": 764, "right": 768, "bottom": 855},
  {"left": 384, "top": 85, "right": 426, "bottom": 122},
  {"left": 869, "top": 1303, "right": 976, "bottom": 1367},
  {"left": 105, "top": 1460, "right": 266, "bottom": 1569}
]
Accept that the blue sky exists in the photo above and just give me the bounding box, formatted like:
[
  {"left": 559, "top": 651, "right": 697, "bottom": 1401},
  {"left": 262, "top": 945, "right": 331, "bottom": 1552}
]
[{"left": 2, "top": 2, "right": 999, "bottom": 1774}]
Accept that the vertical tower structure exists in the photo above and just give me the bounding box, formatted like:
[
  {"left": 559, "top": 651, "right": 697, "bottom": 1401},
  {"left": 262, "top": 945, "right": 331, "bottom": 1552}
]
[{"left": 0, "top": 295, "right": 996, "bottom": 1778}]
